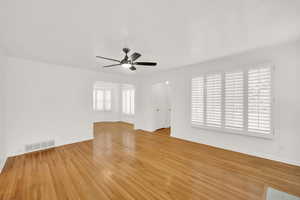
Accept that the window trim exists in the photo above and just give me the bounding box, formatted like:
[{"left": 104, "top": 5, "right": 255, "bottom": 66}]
[{"left": 191, "top": 63, "right": 275, "bottom": 139}]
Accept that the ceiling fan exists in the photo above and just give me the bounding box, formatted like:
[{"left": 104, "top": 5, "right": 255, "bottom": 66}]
[{"left": 96, "top": 48, "right": 157, "bottom": 71}]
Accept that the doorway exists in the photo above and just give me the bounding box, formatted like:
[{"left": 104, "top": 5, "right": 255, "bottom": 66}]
[{"left": 152, "top": 81, "right": 171, "bottom": 135}]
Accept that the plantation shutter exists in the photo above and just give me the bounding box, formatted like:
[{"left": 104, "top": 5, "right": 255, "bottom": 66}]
[
  {"left": 191, "top": 65, "right": 273, "bottom": 137},
  {"left": 104, "top": 90, "right": 111, "bottom": 110},
  {"left": 122, "top": 89, "right": 135, "bottom": 115},
  {"left": 130, "top": 90, "right": 135, "bottom": 114},
  {"left": 126, "top": 90, "right": 130, "bottom": 114},
  {"left": 122, "top": 91, "right": 126, "bottom": 113},
  {"left": 225, "top": 72, "right": 244, "bottom": 130},
  {"left": 206, "top": 74, "right": 222, "bottom": 127},
  {"left": 248, "top": 67, "right": 272, "bottom": 134},
  {"left": 191, "top": 77, "right": 204, "bottom": 125},
  {"left": 96, "top": 90, "right": 104, "bottom": 110}
]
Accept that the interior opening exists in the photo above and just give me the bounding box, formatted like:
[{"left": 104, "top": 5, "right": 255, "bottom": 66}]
[
  {"left": 151, "top": 81, "right": 171, "bottom": 136},
  {"left": 92, "top": 81, "right": 135, "bottom": 134}
]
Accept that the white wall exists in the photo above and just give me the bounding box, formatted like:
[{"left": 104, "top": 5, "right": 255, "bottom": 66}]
[
  {"left": 135, "top": 40, "right": 300, "bottom": 166},
  {"left": 4, "top": 57, "right": 134, "bottom": 156},
  {"left": 0, "top": 48, "right": 7, "bottom": 172}
]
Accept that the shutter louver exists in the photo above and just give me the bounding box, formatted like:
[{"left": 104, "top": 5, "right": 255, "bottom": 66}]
[
  {"left": 248, "top": 67, "right": 272, "bottom": 134},
  {"left": 206, "top": 74, "right": 222, "bottom": 127},
  {"left": 225, "top": 72, "right": 244, "bottom": 130},
  {"left": 191, "top": 77, "right": 204, "bottom": 125}
]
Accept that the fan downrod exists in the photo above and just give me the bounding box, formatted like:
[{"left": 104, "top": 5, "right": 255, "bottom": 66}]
[{"left": 123, "top": 48, "right": 130, "bottom": 54}]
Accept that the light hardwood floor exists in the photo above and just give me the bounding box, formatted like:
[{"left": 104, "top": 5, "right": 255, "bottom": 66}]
[{"left": 0, "top": 122, "right": 299, "bottom": 200}]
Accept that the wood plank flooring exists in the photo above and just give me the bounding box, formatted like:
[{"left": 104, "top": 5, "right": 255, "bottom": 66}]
[{"left": 0, "top": 122, "right": 299, "bottom": 200}]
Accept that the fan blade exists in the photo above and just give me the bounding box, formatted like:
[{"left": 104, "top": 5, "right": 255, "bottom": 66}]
[
  {"left": 96, "top": 56, "right": 120, "bottom": 63},
  {"left": 129, "top": 66, "right": 136, "bottom": 71},
  {"left": 103, "top": 64, "right": 121, "bottom": 68},
  {"left": 130, "top": 52, "right": 141, "bottom": 61},
  {"left": 134, "top": 62, "right": 157, "bottom": 66}
]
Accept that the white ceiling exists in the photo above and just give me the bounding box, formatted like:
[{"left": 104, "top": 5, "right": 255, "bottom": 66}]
[{"left": 1, "top": 0, "right": 300, "bottom": 74}]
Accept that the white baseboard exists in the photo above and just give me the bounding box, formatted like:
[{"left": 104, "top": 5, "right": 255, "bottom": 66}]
[
  {"left": 7, "top": 135, "right": 94, "bottom": 157},
  {"left": 134, "top": 127, "right": 156, "bottom": 132},
  {"left": 171, "top": 135, "right": 300, "bottom": 167},
  {"left": 93, "top": 120, "right": 120, "bottom": 123},
  {"left": 55, "top": 135, "right": 94, "bottom": 148},
  {"left": 0, "top": 156, "right": 8, "bottom": 173}
]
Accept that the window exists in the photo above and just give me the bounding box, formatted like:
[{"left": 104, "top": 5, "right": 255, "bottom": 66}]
[
  {"left": 93, "top": 88, "right": 112, "bottom": 111},
  {"left": 191, "top": 65, "right": 273, "bottom": 137},
  {"left": 122, "top": 89, "right": 135, "bottom": 115}
]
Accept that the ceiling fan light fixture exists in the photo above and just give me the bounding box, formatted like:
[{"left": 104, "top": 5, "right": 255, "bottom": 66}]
[{"left": 121, "top": 63, "right": 131, "bottom": 68}]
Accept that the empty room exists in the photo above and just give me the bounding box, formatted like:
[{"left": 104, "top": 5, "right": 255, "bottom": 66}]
[{"left": 0, "top": 0, "right": 300, "bottom": 199}]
